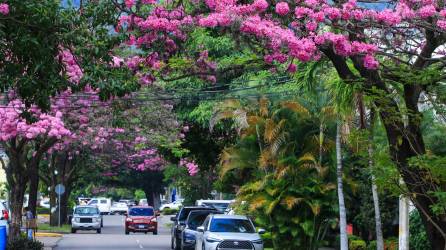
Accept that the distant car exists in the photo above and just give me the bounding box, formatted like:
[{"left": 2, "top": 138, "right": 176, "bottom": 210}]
[
  {"left": 181, "top": 210, "right": 223, "bottom": 250},
  {"left": 119, "top": 199, "right": 137, "bottom": 206},
  {"left": 139, "top": 199, "right": 148, "bottom": 206},
  {"left": 39, "top": 199, "right": 50, "bottom": 209},
  {"left": 160, "top": 199, "right": 183, "bottom": 211},
  {"left": 125, "top": 206, "right": 158, "bottom": 235},
  {"left": 71, "top": 205, "right": 102, "bottom": 234},
  {"left": 195, "top": 200, "right": 235, "bottom": 213},
  {"left": 195, "top": 214, "right": 265, "bottom": 250},
  {"left": 87, "top": 198, "right": 111, "bottom": 215},
  {"left": 170, "top": 206, "right": 218, "bottom": 250},
  {"left": 110, "top": 202, "right": 128, "bottom": 215}
]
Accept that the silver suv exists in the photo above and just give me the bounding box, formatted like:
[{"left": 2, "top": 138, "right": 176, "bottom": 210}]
[
  {"left": 195, "top": 214, "right": 265, "bottom": 250},
  {"left": 71, "top": 205, "right": 102, "bottom": 233}
]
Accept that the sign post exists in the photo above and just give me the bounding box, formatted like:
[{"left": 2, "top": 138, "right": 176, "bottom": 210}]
[{"left": 55, "top": 184, "right": 65, "bottom": 228}]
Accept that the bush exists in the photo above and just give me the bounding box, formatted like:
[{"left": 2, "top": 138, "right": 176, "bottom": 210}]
[
  {"left": 334, "top": 234, "right": 363, "bottom": 250},
  {"left": 7, "top": 236, "right": 43, "bottom": 250},
  {"left": 384, "top": 237, "right": 398, "bottom": 250},
  {"left": 260, "top": 231, "right": 273, "bottom": 248},
  {"left": 350, "top": 239, "right": 367, "bottom": 250},
  {"left": 161, "top": 208, "right": 179, "bottom": 215},
  {"left": 409, "top": 210, "right": 431, "bottom": 250},
  {"left": 367, "top": 240, "right": 377, "bottom": 250}
]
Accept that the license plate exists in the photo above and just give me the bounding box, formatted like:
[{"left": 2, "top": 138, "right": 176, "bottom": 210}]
[{"left": 138, "top": 225, "right": 145, "bottom": 229}]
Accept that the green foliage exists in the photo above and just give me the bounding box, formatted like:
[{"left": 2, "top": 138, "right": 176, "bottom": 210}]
[
  {"left": 0, "top": 0, "right": 136, "bottom": 108},
  {"left": 134, "top": 190, "right": 146, "bottom": 201},
  {"left": 161, "top": 208, "right": 179, "bottom": 215},
  {"left": 7, "top": 236, "right": 43, "bottom": 250},
  {"left": 218, "top": 98, "right": 337, "bottom": 250},
  {"left": 350, "top": 239, "right": 367, "bottom": 250},
  {"left": 409, "top": 210, "right": 432, "bottom": 250}
]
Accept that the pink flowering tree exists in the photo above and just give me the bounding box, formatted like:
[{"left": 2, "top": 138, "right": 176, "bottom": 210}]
[{"left": 114, "top": 0, "right": 446, "bottom": 247}]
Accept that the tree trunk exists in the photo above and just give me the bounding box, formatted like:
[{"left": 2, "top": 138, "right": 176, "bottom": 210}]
[
  {"left": 369, "top": 146, "right": 384, "bottom": 250},
  {"left": 28, "top": 163, "right": 39, "bottom": 217},
  {"left": 144, "top": 188, "right": 155, "bottom": 207},
  {"left": 49, "top": 181, "right": 57, "bottom": 226},
  {"left": 9, "top": 184, "right": 26, "bottom": 240},
  {"left": 60, "top": 186, "right": 71, "bottom": 224},
  {"left": 336, "top": 121, "right": 348, "bottom": 250}
]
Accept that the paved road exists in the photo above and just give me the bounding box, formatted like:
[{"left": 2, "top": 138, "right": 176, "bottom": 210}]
[{"left": 55, "top": 215, "right": 172, "bottom": 250}]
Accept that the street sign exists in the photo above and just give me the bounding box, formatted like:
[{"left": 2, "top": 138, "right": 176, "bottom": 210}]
[{"left": 55, "top": 184, "right": 65, "bottom": 195}]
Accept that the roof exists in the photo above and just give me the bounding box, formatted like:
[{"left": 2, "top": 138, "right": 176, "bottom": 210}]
[{"left": 211, "top": 214, "right": 249, "bottom": 220}]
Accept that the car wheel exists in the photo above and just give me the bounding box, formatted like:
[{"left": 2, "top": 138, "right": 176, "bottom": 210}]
[
  {"left": 71, "top": 228, "right": 76, "bottom": 233},
  {"left": 202, "top": 243, "right": 205, "bottom": 250},
  {"left": 101, "top": 220, "right": 103, "bottom": 227},
  {"left": 144, "top": 232, "right": 147, "bottom": 234},
  {"left": 125, "top": 229, "right": 129, "bottom": 235},
  {"left": 171, "top": 237, "right": 175, "bottom": 249},
  {"left": 153, "top": 230, "right": 158, "bottom": 235},
  {"left": 97, "top": 228, "right": 101, "bottom": 234}
]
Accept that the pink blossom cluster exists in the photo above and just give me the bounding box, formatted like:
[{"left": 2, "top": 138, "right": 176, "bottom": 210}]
[
  {"left": 129, "top": 148, "right": 164, "bottom": 171},
  {"left": 0, "top": 3, "right": 8, "bottom": 15},
  {"left": 275, "top": 2, "right": 290, "bottom": 16},
  {"left": 59, "top": 49, "right": 83, "bottom": 84},
  {"left": 179, "top": 159, "right": 199, "bottom": 176},
  {"left": 0, "top": 99, "right": 71, "bottom": 141}
]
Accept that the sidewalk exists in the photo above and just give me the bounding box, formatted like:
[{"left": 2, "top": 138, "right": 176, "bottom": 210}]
[{"left": 36, "top": 235, "right": 62, "bottom": 250}]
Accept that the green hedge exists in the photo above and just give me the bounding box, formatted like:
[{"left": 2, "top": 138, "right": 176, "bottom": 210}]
[
  {"left": 36, "top": 207, "right": 50, "bottom": 215},
  {"left": 161, "top": 208, "right": 179, "bottom": 215},
  {"left": 7, "top": 236, "right": 43, "bottom": 250}
]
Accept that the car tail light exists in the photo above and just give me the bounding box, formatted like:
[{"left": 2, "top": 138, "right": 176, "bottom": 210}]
[
  {"left": 2, "top": 210, "right": 8, "bottom": 220},
  {"left": 126, "top": 218, "right": 133, "bottom": 222}
]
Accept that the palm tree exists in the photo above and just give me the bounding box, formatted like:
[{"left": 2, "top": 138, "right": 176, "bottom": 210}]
[{"left": 336, "top": 118, "right": 348, "bottom": 250}]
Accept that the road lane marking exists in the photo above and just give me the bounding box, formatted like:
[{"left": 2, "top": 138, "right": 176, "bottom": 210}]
[{"left": 136, "top": 239, "right": 143, "bottom": 249}]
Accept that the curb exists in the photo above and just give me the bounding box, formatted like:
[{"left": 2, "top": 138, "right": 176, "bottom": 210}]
[{"left": 36, "top": 232, "right": 63, "bottom": 237}]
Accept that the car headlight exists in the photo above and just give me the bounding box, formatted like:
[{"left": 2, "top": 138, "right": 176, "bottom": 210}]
[
  {"left": 95, "top": 217, "right": 101, "bottom": 222},
  {"left": 126, "top": 218, "right": 133, "bottom": 222},
  {"left": 178, "top": 225, "right": 185, "bottom": 231},
  {"left": 74, "top": 217, "right": 80, "bottom": 223},
  {"left": 206, "top": 236, "right": 222, "bottom": 243},
  {"left": 184, "top": 232, "right": 196, "bottom": 243},
  {"left": 252, "top": 239, "right": 263, "bottom": 244},
  {"left": 151, "top": 217, "right": 157, "bottom": 222}
]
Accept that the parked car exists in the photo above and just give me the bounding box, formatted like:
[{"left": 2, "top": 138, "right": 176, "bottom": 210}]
[
  {"left": 71, "top": 205, "right": 102, "bottom": 234},
  {"left": 195, "top": 200, "right": 235, "bottom": 213},
  {"left": 181, "top": 210, "right": 222, "bottom": 250},
  {"left": 39, "top": 198, "right": 50, "bottom": 209},
  {"left": 160, "top": 199, "right": 183, "bottom": 211},
  {"left": 170, "top": 206, "right": 218, "bottom": 250},
  {"left": 195, "top": 214, "right": 265, "bottom": 250},
  {"left": 125, "top": 206, "right": 157, "bottom": 235},
  {"left": 87, "top": 198, "right": 111, "bottom": 215},
  {"left": 110, "top": 202, "right": 128, "bottom": 215}
]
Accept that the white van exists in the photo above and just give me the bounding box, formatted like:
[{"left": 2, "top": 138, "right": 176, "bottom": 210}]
[
  {"left": 87, "top": 198, "right": 111, "bottom": 215},
  {"left": 195, "top": 199, "right": 235, "bottom": 213}
]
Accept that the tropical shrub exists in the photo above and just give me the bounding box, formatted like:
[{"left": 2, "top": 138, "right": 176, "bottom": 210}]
[
  {"left": 409, "top": 210, "right": 432, "bottom": 250},
  {"left": 216, "top": 98, "right": 337, "bottom": 250},
  {"left": 350, "top": 239, "right": 367, "bottom": 250},
  {"left": 7, "top": 236, "right": 43, "bottom": 250}
]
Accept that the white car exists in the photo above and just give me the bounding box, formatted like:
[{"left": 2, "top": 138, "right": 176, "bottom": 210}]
[
  {"left": 160, "top": 199, "right": 183, "bottom": 211},
  {"left": 40, "top": 198, "right": 50, "bottom": 209},
  {"left": 110, "top": 202, "right": 128, "bottom": 215},
  {"left": 195, "top": 214, "right": 265, "bottom": 250},
  {"left": 195, "top": 200, "right": 235, "bottom": 213},
  {"left": 87, "top": 198, "right": 111, "bottom": 215},
  {"left": 71, "top": 205, "right": 102, "bottom": 234}
]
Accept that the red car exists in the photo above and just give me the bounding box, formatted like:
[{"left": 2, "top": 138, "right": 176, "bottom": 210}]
[{"left": 125, "top": 206, "right": 158, "bottom": 235}]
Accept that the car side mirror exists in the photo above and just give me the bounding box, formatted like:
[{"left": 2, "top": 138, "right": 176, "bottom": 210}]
[
  {"left": 197, "top": 226, "right": 205, "bottom": 233},
  {"left": 258, "top": 228, "right": 266, "bottom": 235},
  {"left": 155, "top": 211, "right": 161, "bottom": 217},
  {"left": 170, "top": 217, "right": 177, "bottom": 222}
]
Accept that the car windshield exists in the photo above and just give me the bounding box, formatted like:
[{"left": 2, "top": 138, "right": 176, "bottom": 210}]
[
  {"left": 129, "top": 208, "right": 153, "bottom": 216},
  {"left": 209, "top": 219, "right": 255, "bottom": 233},
  {"left": 202, "top": 203, "right": 229, "bottom": 211},
  {"left": 187, "top": 212, "right": 214, "bottom": 230},
  {"left": 179, "top": 208, "right": 213, "bottom": 222},
  {"left": 75, "top": 207, "right": 99, "bottom": 215}
]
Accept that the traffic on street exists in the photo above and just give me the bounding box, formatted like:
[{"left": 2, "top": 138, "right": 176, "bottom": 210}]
[{"left": 56, "top": 215, "right": 171, "bottom": 250}]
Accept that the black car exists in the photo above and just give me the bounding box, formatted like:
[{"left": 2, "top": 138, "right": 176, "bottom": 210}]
[
  {"left": 170, "top": 206, "right": 218, "bottom": 250},
  {"left": 181, "top": 210, "right": 223, "bottom": 250}
]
